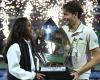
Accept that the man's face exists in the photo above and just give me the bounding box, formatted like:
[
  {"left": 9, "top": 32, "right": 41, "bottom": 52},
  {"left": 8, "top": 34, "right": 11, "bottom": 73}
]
[{"left": 62, "top": 9, "right": 76, "bottom": 28}]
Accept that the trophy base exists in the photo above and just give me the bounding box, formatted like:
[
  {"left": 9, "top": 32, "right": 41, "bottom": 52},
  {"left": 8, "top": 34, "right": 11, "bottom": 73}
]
[
  {"left": 40, "top": 66, "right": 66, "bottom": 71},
  {"left": 37, "top": 67, "right": 74, "bottom": 80}
]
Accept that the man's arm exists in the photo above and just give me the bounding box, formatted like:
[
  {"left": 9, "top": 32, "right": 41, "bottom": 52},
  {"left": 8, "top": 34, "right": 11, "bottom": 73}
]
[
  {"left": 77, "top": 47, "right": 100, "bottom": 74},
  {"left": 71, "top": 47, "right": 100, "bottom": 79}
]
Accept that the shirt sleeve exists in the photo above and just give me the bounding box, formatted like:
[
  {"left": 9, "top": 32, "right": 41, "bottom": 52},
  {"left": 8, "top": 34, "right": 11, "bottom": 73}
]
[
  {"left": 87, "top": 29, "right": 99, "bottom": 50},
  {"left": 7, "top": 43, "right": 36, "bottom": 80}
]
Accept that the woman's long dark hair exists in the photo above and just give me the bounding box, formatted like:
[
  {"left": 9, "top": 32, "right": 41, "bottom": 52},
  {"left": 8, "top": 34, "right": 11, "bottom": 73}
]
[{"left": 3, "top": 17, "right": 34, "bottom": 63}]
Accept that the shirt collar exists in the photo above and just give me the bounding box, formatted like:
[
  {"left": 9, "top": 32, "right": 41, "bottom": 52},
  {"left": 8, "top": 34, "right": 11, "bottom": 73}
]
[
  {"left": 74, "top": 22, "right": 84, "bottom": 33},
  {"left": 24, "top": 39, "right": 31, "bottom": 44},
  {"left": 70, "top": 22, "right": 85, "bottom": 37}
]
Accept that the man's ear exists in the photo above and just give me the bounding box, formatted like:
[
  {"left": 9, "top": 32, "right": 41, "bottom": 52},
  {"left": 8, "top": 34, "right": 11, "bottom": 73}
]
[
  {"left": 74, "top": 12, "right": 78, "bottom": 17},
  {"left": 74, "top": 12, "right": 78, "bottom": 18}
]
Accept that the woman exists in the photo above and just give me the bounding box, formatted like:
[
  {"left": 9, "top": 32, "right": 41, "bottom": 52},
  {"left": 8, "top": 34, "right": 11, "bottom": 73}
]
[{"left": 3, "top": 17, "right": 45, "bottom": 80}]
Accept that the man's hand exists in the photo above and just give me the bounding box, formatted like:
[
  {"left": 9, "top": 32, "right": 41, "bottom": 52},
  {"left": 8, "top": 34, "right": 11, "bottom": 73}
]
[
  {"left": 36, "top": 73, "right": 45, "bottom": 80},
  {"left": 70, "top": 71, "right": 80, "bottom": 80}
]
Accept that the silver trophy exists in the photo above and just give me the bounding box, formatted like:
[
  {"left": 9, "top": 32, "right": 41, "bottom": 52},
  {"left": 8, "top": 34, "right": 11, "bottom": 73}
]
[{"left": 33, "top": 18, "right": 74, "bottom": 72}]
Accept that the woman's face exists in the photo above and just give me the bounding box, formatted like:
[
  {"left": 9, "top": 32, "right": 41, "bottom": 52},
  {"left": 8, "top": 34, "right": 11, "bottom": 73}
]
[{"left": 25, "top": 21, "right": 33, "bottom": 39}]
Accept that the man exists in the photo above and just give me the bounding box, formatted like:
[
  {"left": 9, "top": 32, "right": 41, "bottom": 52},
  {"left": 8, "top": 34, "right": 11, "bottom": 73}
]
[{"left": 62, "top": 1, "right": 100, "bottom": 80}]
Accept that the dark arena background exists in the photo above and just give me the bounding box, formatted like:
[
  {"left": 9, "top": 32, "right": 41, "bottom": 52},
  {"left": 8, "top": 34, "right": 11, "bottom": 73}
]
[{"left": 0, "top": 0, "right": 100, "bottom": 80}]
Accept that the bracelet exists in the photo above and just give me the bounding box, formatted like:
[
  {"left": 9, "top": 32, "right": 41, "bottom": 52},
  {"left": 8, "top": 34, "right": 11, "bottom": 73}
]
[{"left": 74, "top": 71, "right": 80, "bottom": 75}]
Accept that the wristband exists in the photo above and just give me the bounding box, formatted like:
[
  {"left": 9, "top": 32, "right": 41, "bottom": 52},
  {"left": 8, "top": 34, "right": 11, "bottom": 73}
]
[{"left": 75, "top": 71, "right": 80, "bottom": 75}]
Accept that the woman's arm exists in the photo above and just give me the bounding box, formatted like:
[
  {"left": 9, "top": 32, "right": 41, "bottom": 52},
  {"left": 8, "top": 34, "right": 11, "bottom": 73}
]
[{"left": 7, "top": 43, "right": 36, "bottom": 80}]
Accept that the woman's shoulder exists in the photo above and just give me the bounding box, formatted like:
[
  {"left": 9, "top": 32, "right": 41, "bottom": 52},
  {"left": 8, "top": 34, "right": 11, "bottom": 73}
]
[{"left": 8, "top": 43, "right": 20, "bottom": 51}]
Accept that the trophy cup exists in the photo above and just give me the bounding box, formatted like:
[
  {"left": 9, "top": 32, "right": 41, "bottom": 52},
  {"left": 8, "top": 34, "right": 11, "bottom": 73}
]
[{"left": 35, "top": 18, "right": 74, "bottom": 80}]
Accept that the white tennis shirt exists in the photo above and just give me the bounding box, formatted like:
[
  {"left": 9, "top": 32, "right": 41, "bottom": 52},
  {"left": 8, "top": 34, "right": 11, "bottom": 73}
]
[{"left": 62, "top": 22, "right": 99, "bottom": 79}]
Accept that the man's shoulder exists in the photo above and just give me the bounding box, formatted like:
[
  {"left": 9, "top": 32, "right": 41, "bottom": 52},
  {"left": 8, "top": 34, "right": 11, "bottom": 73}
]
[{"left": 81, "top": 24, "right": 94, "bottom": 33}]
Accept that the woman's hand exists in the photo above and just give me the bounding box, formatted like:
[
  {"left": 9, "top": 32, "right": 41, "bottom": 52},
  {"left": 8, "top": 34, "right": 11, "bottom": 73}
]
[
  {"left": 36, "top": 73, "right": 45, "bottom": 80},
  {"left": 70, "top": 71, "right": 80, "bottom": 80}
]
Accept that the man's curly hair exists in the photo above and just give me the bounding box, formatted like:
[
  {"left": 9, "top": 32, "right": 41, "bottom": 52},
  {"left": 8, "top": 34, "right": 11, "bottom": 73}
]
[{"left": 63, "top": 0, "right": 83, "bottom": 19}]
